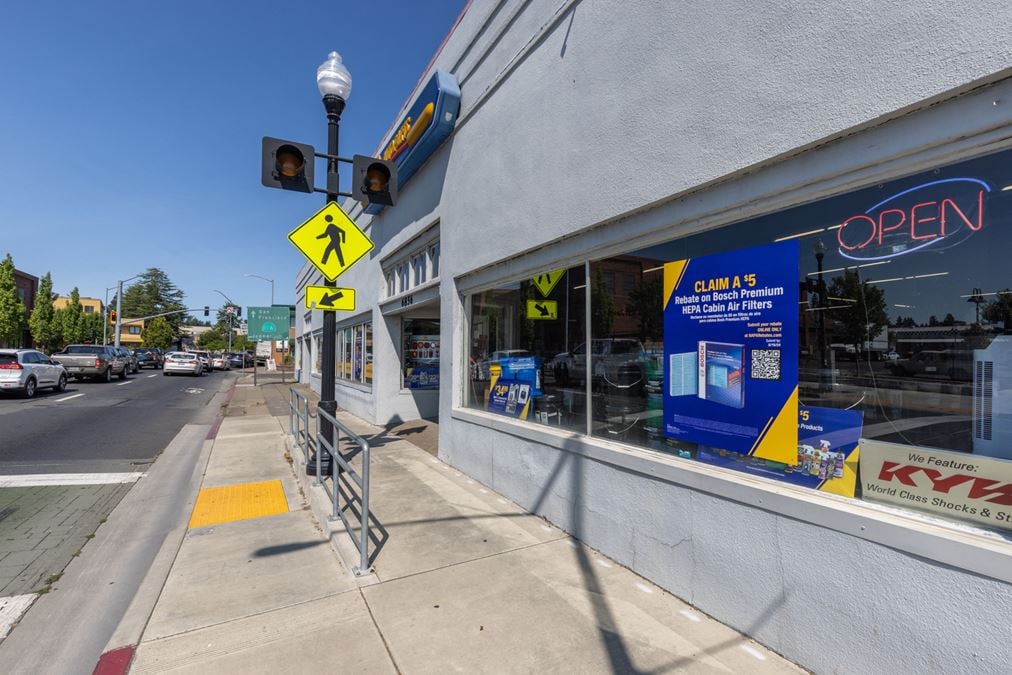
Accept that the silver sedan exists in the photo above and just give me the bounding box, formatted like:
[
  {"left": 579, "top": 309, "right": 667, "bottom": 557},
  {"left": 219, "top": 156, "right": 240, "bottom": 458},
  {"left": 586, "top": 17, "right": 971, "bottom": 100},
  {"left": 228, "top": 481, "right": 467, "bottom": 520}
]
[{"left": 163, "top": 352, "right": 203, "bottom": 376}]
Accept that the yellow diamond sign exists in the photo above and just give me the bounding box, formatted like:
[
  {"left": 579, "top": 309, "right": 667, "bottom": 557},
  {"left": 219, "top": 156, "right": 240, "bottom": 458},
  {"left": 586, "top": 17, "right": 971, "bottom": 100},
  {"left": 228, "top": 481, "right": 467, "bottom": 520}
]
[
  {"left": 288, "top": 202, "right": 374, "bottom": 282},
  {"left": 531, "top": 269, "right": 565, "bottom": 297}
]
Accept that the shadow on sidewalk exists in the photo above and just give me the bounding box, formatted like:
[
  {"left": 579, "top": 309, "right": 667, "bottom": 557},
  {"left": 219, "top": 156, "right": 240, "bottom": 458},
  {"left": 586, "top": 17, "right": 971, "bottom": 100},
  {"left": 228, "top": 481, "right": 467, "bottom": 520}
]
[{"left": 253, "top": 541, "right": 326, "bottom": 557}]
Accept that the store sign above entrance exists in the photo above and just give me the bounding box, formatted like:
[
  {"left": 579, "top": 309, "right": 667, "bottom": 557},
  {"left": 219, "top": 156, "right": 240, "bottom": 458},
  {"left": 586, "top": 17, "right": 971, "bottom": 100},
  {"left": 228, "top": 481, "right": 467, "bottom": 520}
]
[
  {"left": 364, "top": 70, "right": 461, "bottom": 215},
  {"left": 837, "top": 178, "right": 991, "bottom": 262}
]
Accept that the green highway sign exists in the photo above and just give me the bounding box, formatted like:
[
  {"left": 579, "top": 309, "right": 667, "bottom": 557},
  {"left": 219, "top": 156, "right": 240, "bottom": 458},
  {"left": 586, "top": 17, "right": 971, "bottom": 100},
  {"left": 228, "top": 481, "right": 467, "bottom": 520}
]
[{"left": 247, "top": 306, "right": 290, "bottom": 341}]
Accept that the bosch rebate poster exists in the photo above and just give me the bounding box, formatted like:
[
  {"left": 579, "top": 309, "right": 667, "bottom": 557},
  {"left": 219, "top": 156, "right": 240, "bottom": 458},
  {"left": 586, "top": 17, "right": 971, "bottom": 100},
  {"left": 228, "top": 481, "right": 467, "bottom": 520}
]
[
  {"left": 663, "top": 240, "right": 799, "bottom": 462},
  {"left": 696, "top": 405, "right": 863, "bottom": 497}
]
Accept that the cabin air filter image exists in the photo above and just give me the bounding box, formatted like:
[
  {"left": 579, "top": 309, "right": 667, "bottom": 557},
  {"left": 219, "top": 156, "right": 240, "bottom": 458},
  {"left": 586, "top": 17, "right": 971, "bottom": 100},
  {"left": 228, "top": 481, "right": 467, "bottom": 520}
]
[{"left": 697, "top": 341, "right": 745, "bottom": 408}]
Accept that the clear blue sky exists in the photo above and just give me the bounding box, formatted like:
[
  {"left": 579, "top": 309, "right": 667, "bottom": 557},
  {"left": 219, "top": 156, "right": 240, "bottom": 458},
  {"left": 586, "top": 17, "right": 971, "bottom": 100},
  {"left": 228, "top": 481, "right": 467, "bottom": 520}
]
[{"left": 0, "top": 0, "right": 466, "bottom": 317}]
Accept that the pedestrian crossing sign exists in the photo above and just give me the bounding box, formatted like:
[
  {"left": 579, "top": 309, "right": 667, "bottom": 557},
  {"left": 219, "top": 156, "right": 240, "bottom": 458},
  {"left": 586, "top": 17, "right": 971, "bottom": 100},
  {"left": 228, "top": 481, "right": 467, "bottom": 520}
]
[
  {"left": 288, "top": 202, "right": 374, "bottom": 282},
  {"left": 305, "top": 285, "right": 356, "bottom": 311},
  {"left": 531, "top": 269, "right": 565, "bottom": 297},
  {"left": 526, "top": 299, "right": 558, "bottom": 320}
]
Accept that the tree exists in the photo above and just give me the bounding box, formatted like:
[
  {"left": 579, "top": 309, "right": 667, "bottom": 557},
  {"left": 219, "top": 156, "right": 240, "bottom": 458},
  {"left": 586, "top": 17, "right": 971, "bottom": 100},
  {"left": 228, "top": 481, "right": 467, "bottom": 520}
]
[
  {"left": 117, "top": 268, "right": 185, "bottom": 331},
  {"left": 80, "top": 311, "right": 104, "bottom": 344},
  {"left": 0, "top": 253, "right": 27, "bottom": 347},
  {"left": 142, "top": 316, "right": 174, "bottom": 349},
  {"left": 827, "top": 270, "right": 888, "bottom": 371},
  {"left": 197, "top": 327, "right": 227, "bottom": 352},
  {"left": 590, "top": 268, "right": 615, "bottom": 337},
  {"left": 28, "top": 272, "right": 58, "bottom": 351},
  {"left": 629, "top": 275, "right": 663, "bottom": 343},
  {"left": 54, "top": 288, "right": 86, "bottom": 345},
  {"left": 983, "top": 290, "right": 1012, "bottom": 332}
]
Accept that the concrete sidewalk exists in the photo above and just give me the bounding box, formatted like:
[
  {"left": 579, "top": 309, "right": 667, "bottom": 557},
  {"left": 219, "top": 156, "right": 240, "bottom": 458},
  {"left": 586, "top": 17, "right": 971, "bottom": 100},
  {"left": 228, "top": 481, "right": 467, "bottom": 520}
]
[{"left": 123, "top": 378, "right": 805, "bottom": 673}]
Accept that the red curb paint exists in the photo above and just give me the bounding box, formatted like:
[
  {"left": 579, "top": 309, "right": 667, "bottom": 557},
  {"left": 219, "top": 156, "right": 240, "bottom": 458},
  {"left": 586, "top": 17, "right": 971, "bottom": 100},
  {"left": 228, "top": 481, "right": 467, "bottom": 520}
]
[
  {"left": 206, "top": 417, "right": 224, "bottom": 440},
  {"left": 223, "top": 383, "right": 236, "bottom": 406},
  {"left": 93, "top": 645, "right": 135, "bottom": 675}
]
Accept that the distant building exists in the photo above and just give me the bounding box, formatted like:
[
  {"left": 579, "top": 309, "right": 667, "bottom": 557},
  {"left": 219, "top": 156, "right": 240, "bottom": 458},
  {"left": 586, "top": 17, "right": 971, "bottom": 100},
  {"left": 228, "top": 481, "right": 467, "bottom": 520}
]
[
  {"left": 114, "top": 319, "right": 146, "bottom": 346},
  {"left": 6, "top": 269, "right": 38, "bottom": 348},
  {"left": 53, "top": 295, "right": 104, "bottom": 317}
]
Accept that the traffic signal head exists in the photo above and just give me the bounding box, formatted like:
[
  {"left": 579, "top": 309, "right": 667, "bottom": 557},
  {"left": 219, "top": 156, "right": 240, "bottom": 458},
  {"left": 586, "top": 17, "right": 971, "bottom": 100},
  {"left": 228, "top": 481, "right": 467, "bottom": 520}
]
[
  {"left": 352, "top": 155, "right": 397, "bottom": 206},
  {"left": 262, "top": 137, "right": 315, "bottom": 193},
  {"left": 109, "top": 310, "right": 117, "bottom": 323},
  {"left": 204, "top": 306, "right": 209, "bottom": 317}
]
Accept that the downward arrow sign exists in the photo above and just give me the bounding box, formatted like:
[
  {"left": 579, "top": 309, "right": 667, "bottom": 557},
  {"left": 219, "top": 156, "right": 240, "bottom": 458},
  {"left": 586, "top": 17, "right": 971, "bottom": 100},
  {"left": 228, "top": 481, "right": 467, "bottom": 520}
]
[
  {"left": 318, "top": 291, "right": 344, "bottom": 307},
  {"left": 535, "top": 303, "right": 549, "bottom": 317}
]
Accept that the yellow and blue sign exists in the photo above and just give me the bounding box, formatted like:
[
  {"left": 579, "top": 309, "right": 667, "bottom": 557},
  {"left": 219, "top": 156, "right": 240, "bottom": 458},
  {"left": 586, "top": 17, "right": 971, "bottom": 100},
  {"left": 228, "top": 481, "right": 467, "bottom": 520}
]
[
  {"left": 662, "top": 240, "right": 799, "bottom": 463},
  {"left": 486, "top": 357, "right": 542, "bottom": 420},
  {"left": 695, "top": 406, "right": 862, "bottom": 497},
  {"left": 365, "top": 70, "right": 461, "bottom": 215}
]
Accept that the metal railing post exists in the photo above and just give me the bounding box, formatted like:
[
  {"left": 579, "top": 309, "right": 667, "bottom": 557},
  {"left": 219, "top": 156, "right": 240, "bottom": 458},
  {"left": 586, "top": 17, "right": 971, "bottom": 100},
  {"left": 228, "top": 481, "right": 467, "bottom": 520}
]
[
  {"left": 358, "top": 440, "right": 370, "bottom": 574},
  {"left": 330, "top": 424, "right": 340, "bottom": 522},
  {"left": 303, "top": 398, "right": 311, "bottom": 462},
  {"left": 314, "top": 413, "right": 323, "bottom": 487}
]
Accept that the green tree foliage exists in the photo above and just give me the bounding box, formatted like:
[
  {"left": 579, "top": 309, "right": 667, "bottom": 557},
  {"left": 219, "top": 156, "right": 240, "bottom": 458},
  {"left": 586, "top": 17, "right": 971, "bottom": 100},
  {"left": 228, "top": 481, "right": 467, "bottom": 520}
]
[
  {"left": 118, "top": 268, "right": 185, "bottom": 331},
  {"left": 0, "top": 253, "right": 27, "bottom": 347},
  {"left": 197, "top": 327, "right": 227, "bottom": 352},
  {"left": 828, "top": 270, "right": 889, "bottom": 360},
  {"left": 983, "top": 290, "right": 1012, "bottom": 331},
  {"left": 629, "top": 275, "right": 663, "bottom": 343},
  {"left": 29, "top": 272, "right": 58, "bottom": 350},
  {"left": 80, "top": 311, "right": 104, "bottom": 344},
  {"left": 54, "top": 288, "right": 86, "bottom": 345},
  {"left": 142, "top": 316, "right": 174, "bottom": 349}
]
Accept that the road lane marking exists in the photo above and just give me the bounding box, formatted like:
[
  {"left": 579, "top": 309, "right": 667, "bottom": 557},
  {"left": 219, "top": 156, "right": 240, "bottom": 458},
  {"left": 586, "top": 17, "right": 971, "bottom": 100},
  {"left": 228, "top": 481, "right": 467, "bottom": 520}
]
[
  {"left": 0, "top": 472, "right": 144, "bottom": 487},
  {"left": 116, "top": 380, "right": 133, "bottom": 386},
  {"left": 55, "top": 393, "right": 84, "bottom": 402},
  {"left": 147, "top": 374, "right": 157, "bottom": 378},
  {"left": 0, "top": 594, "right": 37, "bottom": 638}
]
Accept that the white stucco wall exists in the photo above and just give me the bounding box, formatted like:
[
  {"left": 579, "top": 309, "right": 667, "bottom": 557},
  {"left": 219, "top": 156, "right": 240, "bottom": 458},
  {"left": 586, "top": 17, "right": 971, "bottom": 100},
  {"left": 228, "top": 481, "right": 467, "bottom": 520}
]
[{"left": 292, "top": 1, "right": 1012, "bottom": 671}]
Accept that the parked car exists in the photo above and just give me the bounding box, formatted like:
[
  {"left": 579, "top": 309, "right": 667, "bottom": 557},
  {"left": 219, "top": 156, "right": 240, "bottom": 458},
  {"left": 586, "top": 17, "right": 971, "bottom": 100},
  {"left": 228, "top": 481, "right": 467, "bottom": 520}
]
[
  {"left": 227, "top": 352, "right": 248, "bottom": 368},
  {"left": 190, "top": 350, "right": 213, "bottom": 373},
  {"left": 163, "top": 352, "right": 203, "bottom": 376},
  {"left": 211, "top": 355, "right": 229, "bottom": 370},
  {"left": 887, "top": 350, "right": 973, "bottom": 380},
  {"left": 133, "top": 349, "right": 162, "bottom": 369},
  {"left": 51, "top": 344, "right": 129, "bottom": 382},
  {"left": 116, "top": 346, "right": 139, "bottom": 374},
  {"left": 550, "top": 338, "right": 645, "bottom": 386},
  {"left": 0, "top": 349, "right": 68, "bottom": 398}
]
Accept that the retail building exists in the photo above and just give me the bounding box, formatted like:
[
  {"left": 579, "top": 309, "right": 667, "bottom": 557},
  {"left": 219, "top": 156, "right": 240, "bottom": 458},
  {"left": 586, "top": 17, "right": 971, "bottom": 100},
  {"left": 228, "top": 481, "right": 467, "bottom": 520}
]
[{"left": 295, "top": 2, "right": 1012, "bottom": 672}]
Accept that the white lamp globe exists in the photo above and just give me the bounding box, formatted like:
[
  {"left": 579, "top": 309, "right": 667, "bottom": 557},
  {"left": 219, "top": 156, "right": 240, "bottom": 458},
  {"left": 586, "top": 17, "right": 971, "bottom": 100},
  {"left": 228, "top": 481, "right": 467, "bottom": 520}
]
[{"left": 317, "top": 51, "right": 352, "bottom": 100}]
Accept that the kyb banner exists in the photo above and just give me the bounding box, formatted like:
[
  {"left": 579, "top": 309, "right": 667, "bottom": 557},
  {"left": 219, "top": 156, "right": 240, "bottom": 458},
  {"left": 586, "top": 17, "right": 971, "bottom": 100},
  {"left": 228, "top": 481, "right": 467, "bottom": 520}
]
[{"left": 861, "top": 439, "right": 1012, "bottom": 533}]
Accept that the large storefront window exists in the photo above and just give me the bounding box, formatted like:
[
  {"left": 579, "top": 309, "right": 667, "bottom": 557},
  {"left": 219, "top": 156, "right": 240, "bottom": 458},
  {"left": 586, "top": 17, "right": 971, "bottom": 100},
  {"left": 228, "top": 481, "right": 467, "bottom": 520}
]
[
  {"left": 467, "top": 264, "right": 587, "bottom": 432},
  {"left": 403, "top": 319, "right": 440, "bottom": 389},
  {"left": 466, "top": 149, "right": 1012, "bottom": 535},
  {"left": 336, "top": 320, "right": 372, "bottom": 386},
  {"left": 312, "top": 332, "right": 322, "bottom": 376}
]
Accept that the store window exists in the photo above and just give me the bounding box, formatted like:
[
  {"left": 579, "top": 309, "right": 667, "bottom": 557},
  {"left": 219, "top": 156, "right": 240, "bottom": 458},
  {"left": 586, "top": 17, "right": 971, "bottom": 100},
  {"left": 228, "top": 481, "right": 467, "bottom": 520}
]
[
  {"left": 385, "top": 271, "right": 395, "bottom": 298},
  {"left": 466, "top": 149, "right": 1012, "bottom": 535},
  {"left": 467, "top": 265, "right": 587, "bottom": 432},
  {"left": 335, "top": 320, "right": 372, "bottom": 386},
  {"left": 403, "top": 319, "right": 440, "bottom": 389},
  {"left": 412, "top": 253, "right": 427, "bottom": 286},
  {"left": 429, "top": 243, "right": 440, "bottom": 278},
  {"left": 312, "top": 332, "right": 322, "bottom": 375}
]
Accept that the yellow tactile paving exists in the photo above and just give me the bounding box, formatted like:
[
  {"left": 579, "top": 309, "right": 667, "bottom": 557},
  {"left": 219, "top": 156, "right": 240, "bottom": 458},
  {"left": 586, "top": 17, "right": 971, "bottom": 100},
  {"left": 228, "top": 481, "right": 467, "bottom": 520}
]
[{"left": 188, "top": 480, "right": 289, "bottom": 529}]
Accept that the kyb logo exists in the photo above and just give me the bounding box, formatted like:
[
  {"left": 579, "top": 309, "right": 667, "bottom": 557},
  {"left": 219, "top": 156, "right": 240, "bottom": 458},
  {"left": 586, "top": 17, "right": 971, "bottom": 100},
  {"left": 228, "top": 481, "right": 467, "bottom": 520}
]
[
  {"left": 877, "top": 461, "right": 1012, "bottom": 506},
  {"left": 837, "top": 178, "right": 991, "bottom": 261}
]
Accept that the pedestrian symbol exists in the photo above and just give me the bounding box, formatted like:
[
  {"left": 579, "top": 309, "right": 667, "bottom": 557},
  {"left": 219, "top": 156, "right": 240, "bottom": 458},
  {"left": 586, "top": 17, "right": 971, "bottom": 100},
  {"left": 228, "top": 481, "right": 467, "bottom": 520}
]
[
  {"left": 288, "top": 202, "right": 374, "bottom": 281},
  {"left": 526, "top": 299, "right": 558, "bottom": 320},
  {"left": 305, "top": 285, "right": 356, "bottom": 312},
  {"left": 531, "top": 269, "right": 565, "bottom": 297}
]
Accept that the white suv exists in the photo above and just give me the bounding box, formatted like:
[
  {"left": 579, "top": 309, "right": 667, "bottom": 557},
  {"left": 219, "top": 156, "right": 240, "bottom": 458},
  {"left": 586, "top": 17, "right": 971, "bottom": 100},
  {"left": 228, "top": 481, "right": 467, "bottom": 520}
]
[{"left": 0, "top": 349, "right": 69, "bottom": 398}]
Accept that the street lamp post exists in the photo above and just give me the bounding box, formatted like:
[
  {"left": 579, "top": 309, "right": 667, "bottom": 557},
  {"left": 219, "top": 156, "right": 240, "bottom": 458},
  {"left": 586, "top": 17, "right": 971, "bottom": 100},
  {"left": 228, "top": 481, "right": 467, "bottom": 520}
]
[
  {"left": 244, "top": 273, "right": 275, "bottom": 306},
  {"left": 308, "top": 51, "right": 352, "bottom": 476},
  {"left": 111, "top": 274, "right": 142, "bottom": 348},
  {"left": 213, "top": 289, "right": 235, "bottom": 353}
]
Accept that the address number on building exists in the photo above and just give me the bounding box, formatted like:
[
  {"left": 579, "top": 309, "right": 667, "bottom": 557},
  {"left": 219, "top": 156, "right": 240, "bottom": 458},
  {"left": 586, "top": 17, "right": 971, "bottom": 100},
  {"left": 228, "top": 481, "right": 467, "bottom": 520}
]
[{"left": 400, "top": 294, "right": 414, "bottom": 308}]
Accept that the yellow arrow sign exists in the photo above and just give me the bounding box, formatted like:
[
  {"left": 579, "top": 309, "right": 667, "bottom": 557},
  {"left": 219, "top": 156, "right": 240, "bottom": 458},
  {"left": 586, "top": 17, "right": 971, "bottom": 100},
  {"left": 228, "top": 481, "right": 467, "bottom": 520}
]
[
  {"left": 531, "top": 269, "right": 565, "bottom": 297},
  {"left": 288, "top": 202, "right": 374, "bottom": 282},
  {"left": 526, "top": 299, "right": 558, "bottom": 320},
  {"left": 305, "top": 286, "right": 356, "bottom": 311}
]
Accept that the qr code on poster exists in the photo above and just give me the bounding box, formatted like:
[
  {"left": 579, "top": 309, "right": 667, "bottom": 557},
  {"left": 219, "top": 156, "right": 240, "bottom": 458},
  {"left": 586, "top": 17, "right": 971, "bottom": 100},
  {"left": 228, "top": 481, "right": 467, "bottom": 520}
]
[{"left": 750, "top": 348, "right": 781, "bottom": 381}]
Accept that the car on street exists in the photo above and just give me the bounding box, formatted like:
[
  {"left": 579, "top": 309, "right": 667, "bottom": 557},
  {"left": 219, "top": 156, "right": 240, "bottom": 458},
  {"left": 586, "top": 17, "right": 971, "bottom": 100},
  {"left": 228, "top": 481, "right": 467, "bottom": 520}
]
[
  {"left": 227, "top": 352, "right": 247, "bottom": 368},
  {"left": 190, "top": 350, "right": 213, "bottom": 373},
  {"left": 0, "top": 349, "right": 69, "bottom": 398},
  {"left": 116, "top": 346, "right": 140, "bottom": 374},
  {"left": 163, "top": 352, "right": 203, "bottom": 376},
  {"left": 51, "top": 344, "right": 129, "bottom": 382},
  {"left": 211, "top": 355, "right": 229, "bottom": 370},
  {"left": 133, "top": 348, "right": 162, "bottom": 369}
]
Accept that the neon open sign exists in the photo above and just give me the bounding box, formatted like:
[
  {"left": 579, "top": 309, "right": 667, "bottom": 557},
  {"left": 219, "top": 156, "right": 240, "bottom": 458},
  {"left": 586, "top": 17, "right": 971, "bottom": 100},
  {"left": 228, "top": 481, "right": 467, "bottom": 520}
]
[{"left": 837, "top": 178, "right": 991, "bottom": 261}]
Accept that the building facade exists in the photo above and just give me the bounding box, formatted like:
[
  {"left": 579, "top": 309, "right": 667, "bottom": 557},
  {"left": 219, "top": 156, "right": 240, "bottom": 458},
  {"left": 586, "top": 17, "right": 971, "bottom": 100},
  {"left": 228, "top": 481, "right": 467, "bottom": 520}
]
[
  {"left": 295, "top": 2, "right": 1012, "bottom": 672},
  {"left": 10, "top": 269, "right": 38, "bottom": 348}
]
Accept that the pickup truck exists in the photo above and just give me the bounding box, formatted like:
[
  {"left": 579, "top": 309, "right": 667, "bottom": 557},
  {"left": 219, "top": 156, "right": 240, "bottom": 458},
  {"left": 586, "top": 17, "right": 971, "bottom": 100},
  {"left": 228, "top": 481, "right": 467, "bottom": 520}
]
[{"left": 51, "top": 344, "right": 129, "bottom": 382}]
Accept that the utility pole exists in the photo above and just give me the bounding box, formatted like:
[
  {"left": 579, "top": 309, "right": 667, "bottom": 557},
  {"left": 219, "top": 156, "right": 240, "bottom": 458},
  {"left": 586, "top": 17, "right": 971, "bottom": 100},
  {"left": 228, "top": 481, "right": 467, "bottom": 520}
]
[{"left": 114, "top": 280, "right": 123, "bottom": 348}]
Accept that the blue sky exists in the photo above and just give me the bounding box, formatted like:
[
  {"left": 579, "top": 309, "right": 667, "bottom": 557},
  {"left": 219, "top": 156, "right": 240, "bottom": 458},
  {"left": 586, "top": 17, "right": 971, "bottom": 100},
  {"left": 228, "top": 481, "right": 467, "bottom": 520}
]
[{"left": 0, "top": 0, "right": 466, "bottom": 316}]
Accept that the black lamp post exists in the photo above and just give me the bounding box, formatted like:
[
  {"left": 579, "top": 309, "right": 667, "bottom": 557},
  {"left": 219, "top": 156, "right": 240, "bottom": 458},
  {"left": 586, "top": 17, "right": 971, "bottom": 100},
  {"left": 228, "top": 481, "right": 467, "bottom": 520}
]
[{"left": 307, "top": 52, "right": 352, "bottom": 475}]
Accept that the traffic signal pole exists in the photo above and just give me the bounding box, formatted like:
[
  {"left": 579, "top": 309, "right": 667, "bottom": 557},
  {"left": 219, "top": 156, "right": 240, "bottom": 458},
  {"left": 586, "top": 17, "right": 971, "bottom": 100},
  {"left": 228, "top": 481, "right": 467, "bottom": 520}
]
[
  {"left": 114, "top": 280, "right": 123, "bottom": 348},
  {"left": 310, "top": 93, "right": 344, "bottom": 475}
]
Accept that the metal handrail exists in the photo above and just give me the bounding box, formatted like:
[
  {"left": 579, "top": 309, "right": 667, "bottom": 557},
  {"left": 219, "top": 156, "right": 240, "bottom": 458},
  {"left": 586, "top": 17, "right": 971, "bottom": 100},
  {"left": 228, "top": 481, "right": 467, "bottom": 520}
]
[
  {"left": 288, "top": 387, "right": 313, "bottom": 463},
  {"left": 316, "top": 406, "right": 372, "bottom": 576}
]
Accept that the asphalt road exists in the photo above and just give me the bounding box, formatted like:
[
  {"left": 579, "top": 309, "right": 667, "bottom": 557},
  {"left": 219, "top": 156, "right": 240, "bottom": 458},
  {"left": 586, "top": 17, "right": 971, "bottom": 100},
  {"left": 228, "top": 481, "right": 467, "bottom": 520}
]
[{"left": 0, "top": 368, "right": 229, "bottom": 474}]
